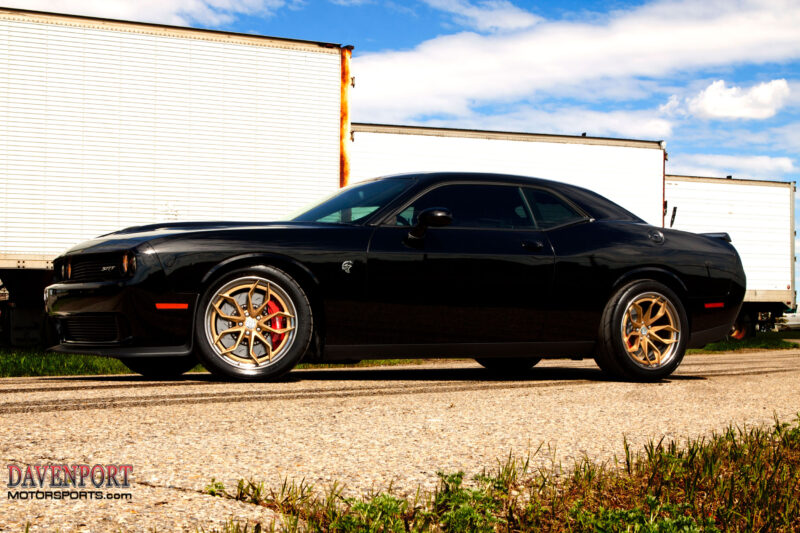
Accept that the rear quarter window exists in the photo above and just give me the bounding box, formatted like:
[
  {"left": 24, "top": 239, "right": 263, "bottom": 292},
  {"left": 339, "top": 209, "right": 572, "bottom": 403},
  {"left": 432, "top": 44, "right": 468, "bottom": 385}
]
[{"left": 523, "top": 188, "right": 586, "bottom": 229}]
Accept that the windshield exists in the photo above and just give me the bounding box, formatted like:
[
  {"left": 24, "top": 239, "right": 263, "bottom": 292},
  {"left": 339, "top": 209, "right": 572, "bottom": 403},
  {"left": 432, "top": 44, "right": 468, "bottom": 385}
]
[{"left": 291, "top": 178, "right": 414, "bottom": 224}]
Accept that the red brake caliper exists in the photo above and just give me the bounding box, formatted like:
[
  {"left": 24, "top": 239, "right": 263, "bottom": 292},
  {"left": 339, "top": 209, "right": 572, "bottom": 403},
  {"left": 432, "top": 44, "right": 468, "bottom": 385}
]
[{"left": 266, "top": 300, "right": 284, "bottom": 347}]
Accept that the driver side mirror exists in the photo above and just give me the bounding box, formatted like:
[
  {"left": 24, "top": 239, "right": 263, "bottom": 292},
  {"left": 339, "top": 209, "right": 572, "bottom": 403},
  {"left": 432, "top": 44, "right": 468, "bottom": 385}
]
[{"left": 408, "top": 207, "right": 453, "bottom": 240}]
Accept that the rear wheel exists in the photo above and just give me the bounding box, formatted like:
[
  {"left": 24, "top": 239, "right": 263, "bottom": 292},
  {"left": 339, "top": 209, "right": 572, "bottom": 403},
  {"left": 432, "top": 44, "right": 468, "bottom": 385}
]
[
  {"left": 596, "top": 280, "right": 688, "bottom": 381},
  {"left": 194, "top": 266, "right": 312, "bottom": 381},
  {"left": 475, "top": 357, "right": 541, "bottom": 373},
  {"left": 120, "top": 355, "right": 197, "bottom": 378}
]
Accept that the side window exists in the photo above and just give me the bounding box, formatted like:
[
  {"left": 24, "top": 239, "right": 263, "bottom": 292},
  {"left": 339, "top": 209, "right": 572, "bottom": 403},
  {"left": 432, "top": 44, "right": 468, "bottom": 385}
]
[
  {"left": 395, "top": 184, "right": 533, "bottom": 229},
  {"left": 523, "top": 189, "right": 585, "bottom": 229}
]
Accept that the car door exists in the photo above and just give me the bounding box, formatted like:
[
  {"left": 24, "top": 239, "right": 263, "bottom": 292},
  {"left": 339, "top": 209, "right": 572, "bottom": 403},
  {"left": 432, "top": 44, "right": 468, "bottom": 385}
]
[
  {"left": 362, "top": 182, "right": 555, "bottom": 345},
  {"left": 520, "top": 186, "right": 602, "bottom": 342}
]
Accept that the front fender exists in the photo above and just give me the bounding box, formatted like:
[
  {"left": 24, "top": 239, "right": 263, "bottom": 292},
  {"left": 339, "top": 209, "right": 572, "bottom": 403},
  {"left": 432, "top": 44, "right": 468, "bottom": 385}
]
[{"left": 199, "top": 252, "right": 321, "bottom": 289}]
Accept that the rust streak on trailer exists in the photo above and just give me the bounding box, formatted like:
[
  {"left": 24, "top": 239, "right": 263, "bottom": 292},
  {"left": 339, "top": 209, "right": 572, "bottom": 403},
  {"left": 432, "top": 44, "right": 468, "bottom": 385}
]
[{"left": 340, "top": 46, "right": 354, "bottom": 188}]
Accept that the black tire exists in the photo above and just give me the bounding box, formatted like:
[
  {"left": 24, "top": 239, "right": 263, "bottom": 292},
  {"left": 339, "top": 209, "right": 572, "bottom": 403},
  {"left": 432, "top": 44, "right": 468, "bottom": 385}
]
[
  {"left": 475, "top": 357, "right": 541, "bottom": 373},
  {"left": 592, "top": 351, "right": 617, "bottom": 376},
  {"left": 120, "top": 355, "right": 198, "bottom": 378},
  {"left": 595, "top": 280, "right": 688, "bottom": 381},
  {"left": 194, "top": 266, "right": 313, "bottom": 381}
]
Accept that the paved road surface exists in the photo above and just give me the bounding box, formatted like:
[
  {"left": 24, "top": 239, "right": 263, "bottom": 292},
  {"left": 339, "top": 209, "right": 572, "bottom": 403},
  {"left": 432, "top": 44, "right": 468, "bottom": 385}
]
[{"left": 1, "top": 350, "right": 799, "bottom": 531}]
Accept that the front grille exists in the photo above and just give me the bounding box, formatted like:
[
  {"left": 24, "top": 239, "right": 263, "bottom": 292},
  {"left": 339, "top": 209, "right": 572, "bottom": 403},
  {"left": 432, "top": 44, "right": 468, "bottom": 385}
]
[
  {"left": 62, "top": 314, "right": 120, "bottom": 343},
  {"left": 69, "top": 255, "right": 123, "bottom": 282}
]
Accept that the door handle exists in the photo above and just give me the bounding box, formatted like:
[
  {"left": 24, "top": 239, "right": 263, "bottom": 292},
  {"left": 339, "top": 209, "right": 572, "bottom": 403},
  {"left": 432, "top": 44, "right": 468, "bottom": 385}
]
[{"left": 522, "top": 240, "right": 545, "bottom": 251}]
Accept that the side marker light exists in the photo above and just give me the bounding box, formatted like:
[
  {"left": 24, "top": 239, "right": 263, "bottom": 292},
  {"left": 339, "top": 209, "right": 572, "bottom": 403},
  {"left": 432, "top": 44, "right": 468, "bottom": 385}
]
[{"left": 155, "top": 303, "right": 189, "bottom": 310}]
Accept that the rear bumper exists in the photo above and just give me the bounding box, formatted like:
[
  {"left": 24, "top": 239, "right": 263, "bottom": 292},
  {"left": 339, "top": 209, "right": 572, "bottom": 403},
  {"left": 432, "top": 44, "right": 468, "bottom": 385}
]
[
  {"left": 687, "top": 323, "right": 732, "bottom": 349},
  {"left": 685, "top": 264, "right": 745, "bottom": 347}
]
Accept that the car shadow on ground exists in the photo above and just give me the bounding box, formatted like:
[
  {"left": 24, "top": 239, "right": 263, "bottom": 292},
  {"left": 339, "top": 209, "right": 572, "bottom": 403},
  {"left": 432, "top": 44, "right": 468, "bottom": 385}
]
[
  {"left": 281, "top": 366, "right": 706, "bottom": 383},
  {"left": 29, "top": 365, "right": 705, "bottom": 385}
]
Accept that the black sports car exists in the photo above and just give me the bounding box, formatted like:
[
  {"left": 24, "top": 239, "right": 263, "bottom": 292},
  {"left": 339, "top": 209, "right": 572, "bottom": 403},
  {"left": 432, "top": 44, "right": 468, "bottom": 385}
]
[{"left": 45, "top": 172, "right": 745, "bottom": 381}]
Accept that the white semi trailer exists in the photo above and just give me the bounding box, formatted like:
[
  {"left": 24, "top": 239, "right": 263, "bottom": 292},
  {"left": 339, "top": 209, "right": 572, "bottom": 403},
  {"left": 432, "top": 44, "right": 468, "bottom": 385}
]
[
  {"left": 665, "top": 175, "right": 796, "bottom": 335},
  {"left": 0, "top": 8, "right": 353, "bottom": 344},
  {"left": 348, "top": 123, "right": 667, "bottom": 226}
]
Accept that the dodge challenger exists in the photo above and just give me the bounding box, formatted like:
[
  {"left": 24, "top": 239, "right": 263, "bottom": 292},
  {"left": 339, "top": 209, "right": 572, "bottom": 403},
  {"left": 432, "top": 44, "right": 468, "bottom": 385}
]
[{"left": 44, "top": 172, "right": 746, "bottom": 381}]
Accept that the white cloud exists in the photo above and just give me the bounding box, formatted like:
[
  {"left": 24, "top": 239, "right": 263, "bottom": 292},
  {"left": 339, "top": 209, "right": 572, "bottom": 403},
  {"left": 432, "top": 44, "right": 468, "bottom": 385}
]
[
  {"left": 659, "top": 95, "right": 682, "bottom": 115},
  {"left": 687, "top": 79, "right": 790, "bottom": 119},
  {"left": 668, "top": 153, "right": 796, "bottom": 179},
  {"left": 785, "top": 80, "right": 800, "bottom": 107},
  {"left": 2, "top": 0, "right": 299, "bottom": 26},
  {"left": 352, "top": 0, "right": 800, "bottom": 122},
  {"left": 418, "top": 106, "right": 672, "bottom": 140},
  {"left": 423, "top": 0, "right": 540, "bottom": 32}
]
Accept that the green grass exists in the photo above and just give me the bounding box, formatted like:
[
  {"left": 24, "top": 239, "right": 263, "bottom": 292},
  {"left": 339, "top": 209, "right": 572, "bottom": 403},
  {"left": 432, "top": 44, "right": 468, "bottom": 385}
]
[
  {"left": 203, "top": 416, "right": 800, "bottom": 532},
  {"left": 688, "top": 331, "right": 796, "bottom": 353},
  {"left": 0, "top": 347, "right": 441, "bottom": 378},
  {"left": 0, "top": 348, "right": 131, "bottom": 377}
]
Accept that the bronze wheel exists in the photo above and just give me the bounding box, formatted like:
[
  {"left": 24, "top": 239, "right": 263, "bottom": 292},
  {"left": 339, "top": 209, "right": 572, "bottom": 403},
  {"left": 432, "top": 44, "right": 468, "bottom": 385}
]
[
  {"left": 596, "top": 280, "right": 688, "bottom": 381},
  {"left": 195, "top": 266, "right": 312, "bottom": 380},
  {"left": 620, "top": 292, "right": 680, "bottom": 369},
  {"left": 204, "top": 276, "right": 297, "bottom": 369}
]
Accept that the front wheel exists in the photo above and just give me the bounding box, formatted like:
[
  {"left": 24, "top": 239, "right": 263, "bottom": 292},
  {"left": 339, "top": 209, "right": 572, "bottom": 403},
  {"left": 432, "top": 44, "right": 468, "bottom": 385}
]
[
  {"left": 194, "top": 266, "right": 313, "bottom": 381},
  {"left": 595, "top": 280, "right": 688, "bottom": 381},
  {"left": 120, "top": 355, "right": 198, "bottom": 378},
  {"left": 475, "top": 357, "right": 541, "bottom": 373}
]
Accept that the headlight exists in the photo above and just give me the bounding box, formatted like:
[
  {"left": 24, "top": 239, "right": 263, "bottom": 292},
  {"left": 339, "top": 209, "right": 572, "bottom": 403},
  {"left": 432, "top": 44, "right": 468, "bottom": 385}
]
[{"left": 122, "top": 252, "right": 136, "bottom": 276}]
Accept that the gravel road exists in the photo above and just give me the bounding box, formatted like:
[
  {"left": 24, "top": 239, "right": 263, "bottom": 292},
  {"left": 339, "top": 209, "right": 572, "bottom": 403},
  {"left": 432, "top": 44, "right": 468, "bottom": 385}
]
[{"left": 1, "top": 349, "right": 799, "bottom": 531}]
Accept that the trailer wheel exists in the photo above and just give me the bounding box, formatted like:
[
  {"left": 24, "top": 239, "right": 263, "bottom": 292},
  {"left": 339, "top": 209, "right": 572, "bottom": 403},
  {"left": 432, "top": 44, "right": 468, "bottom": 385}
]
[{"left": 729, "top": 312, "right": 755, "bottom": 340}]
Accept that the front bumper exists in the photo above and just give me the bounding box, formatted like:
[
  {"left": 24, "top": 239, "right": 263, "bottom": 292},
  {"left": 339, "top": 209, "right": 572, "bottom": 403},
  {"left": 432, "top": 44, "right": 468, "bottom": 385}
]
[{"left": 45, "top": 251, "right": 197, "bottom": 357}]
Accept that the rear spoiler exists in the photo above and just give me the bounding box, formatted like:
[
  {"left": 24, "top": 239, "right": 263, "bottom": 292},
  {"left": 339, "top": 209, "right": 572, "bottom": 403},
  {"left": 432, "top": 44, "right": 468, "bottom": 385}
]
[{"left": 701, "top": 232, "right": 732, "bottom": 243}]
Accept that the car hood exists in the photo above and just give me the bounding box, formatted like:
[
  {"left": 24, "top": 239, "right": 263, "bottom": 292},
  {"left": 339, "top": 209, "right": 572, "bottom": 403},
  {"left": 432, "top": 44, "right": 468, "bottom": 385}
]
[{"left": 63, "top": 221, "right": 330, "bottom": 255}]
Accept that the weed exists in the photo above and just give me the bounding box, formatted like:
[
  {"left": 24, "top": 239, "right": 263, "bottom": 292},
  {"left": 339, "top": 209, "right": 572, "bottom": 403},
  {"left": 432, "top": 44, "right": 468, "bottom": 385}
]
[{"left": 202, "top": 416, "right": 800, "bottom": 532}]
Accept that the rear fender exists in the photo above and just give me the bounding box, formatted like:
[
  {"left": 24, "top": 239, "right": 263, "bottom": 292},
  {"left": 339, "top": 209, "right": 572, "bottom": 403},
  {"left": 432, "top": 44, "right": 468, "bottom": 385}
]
[{"left": 611, "top": 267, "right": 690, "bottom": 321}]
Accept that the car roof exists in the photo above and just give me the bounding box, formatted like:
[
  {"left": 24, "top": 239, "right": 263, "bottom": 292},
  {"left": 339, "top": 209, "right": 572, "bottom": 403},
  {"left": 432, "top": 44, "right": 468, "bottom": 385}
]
[
  {"left": 383, "top": 171, "right": 557, "bottom": 186},
  {"left": 377, "top": 172, "right": 645, "bottom": 223}
]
